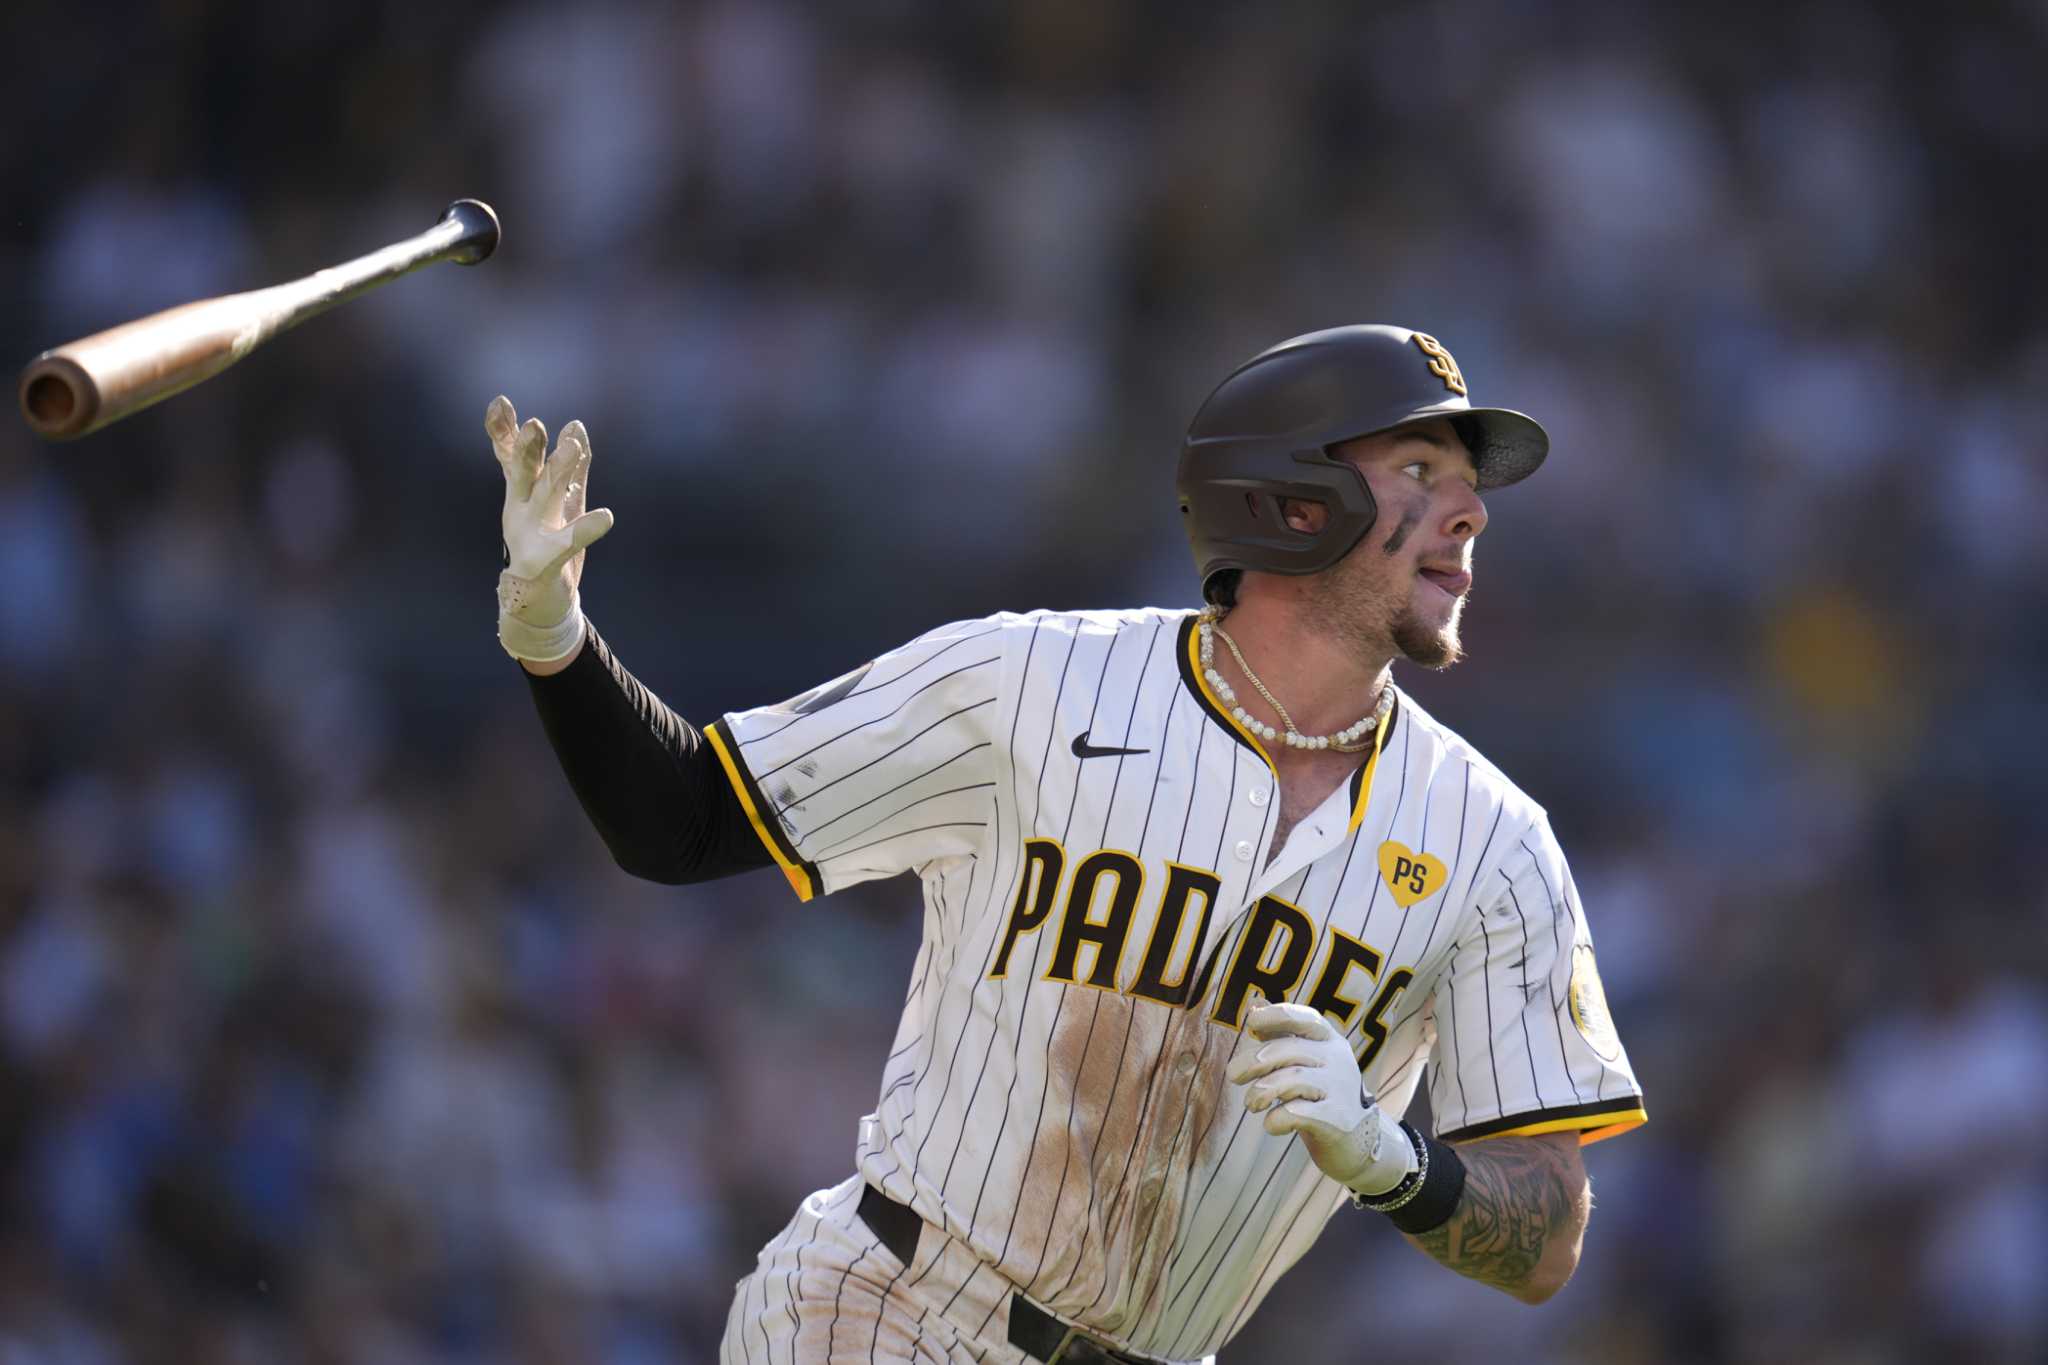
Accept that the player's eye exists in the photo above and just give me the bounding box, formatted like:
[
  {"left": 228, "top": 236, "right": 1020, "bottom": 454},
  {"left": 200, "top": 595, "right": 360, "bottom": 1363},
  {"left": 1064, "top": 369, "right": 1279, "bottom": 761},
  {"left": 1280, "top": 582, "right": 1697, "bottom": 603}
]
[{"left": 1401, "top": 461, "right": 1428, "bottom": 481}]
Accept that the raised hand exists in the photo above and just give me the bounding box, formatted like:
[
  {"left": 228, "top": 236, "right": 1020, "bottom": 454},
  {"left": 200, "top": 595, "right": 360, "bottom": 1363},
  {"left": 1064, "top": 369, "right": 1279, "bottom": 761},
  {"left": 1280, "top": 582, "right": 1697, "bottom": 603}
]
[{"left": 486, "top": 394, "right": 614, "bottom": 663}]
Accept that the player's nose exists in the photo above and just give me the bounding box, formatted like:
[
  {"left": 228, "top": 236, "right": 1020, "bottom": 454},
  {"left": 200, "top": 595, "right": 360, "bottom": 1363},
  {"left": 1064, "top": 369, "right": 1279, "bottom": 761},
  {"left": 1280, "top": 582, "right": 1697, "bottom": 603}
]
[{"left": 1440, "top": 482, "right": 1488, "bottom": 542}]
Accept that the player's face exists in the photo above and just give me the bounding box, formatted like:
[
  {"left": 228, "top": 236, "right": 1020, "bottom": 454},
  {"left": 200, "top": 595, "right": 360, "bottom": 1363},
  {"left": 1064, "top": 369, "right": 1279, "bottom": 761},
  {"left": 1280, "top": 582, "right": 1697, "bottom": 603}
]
[{"left": 1309, "top": 419, "right": 1488, "bottom": 669}]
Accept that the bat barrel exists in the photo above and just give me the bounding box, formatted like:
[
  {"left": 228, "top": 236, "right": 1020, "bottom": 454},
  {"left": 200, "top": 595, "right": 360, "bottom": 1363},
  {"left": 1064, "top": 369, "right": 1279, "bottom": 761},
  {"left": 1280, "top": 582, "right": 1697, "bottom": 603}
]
[
  {"left": 19, "top": 355, "right": 96, "bottom": 439},
  {"left": 17, "top": 198, "right": 500, "bottom": 442},
  {"left": 18, "top": 286, "right": 301, "bottom": 442}
]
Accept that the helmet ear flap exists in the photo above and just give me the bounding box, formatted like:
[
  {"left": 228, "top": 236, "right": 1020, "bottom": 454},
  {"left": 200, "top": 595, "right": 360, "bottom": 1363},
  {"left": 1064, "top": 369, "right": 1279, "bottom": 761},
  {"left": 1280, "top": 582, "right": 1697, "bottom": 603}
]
[
  {"left": 1183, "top": 453, "right": 1378, "bottom": 600},
  {"left": 1245, "top": 488, "right": 1311, "bottom": 532},
  {"left": 1264, "top": 490, "right": 1334, "bottom": 536}
]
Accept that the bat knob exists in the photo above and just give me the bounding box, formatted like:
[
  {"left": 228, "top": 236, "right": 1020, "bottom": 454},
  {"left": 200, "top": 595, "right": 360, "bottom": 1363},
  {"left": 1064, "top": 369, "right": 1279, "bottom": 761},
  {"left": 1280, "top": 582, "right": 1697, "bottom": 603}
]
[{"left": 442, "top": 199, "right": 501, "bottom": 265}]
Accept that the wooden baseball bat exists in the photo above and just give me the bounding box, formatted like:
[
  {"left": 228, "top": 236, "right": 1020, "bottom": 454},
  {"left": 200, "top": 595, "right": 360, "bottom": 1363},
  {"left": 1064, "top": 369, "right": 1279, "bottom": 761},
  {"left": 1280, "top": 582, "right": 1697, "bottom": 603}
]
[{"left": 17, "top": 198, "right": 501, "bottom": 441}]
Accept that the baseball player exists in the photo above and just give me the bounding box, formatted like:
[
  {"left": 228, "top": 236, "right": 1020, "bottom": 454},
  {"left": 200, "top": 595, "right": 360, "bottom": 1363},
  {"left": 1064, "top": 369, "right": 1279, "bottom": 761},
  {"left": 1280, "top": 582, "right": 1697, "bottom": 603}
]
[{"left": 489, "top": 324, "right": 1645, "bottom": 1364}]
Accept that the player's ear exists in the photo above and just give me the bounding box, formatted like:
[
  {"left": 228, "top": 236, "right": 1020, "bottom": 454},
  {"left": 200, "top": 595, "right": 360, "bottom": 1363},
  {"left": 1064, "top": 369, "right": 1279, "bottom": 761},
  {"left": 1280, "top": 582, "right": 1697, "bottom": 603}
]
[{"left": 1278, "top": 497, "right": 1328, "bottom": 534}]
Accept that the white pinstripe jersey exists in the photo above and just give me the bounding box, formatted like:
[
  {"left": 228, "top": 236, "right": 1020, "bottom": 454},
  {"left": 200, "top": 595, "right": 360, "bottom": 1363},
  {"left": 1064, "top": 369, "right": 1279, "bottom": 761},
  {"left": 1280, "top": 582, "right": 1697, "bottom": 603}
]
[{"left": 706, "top": 607, "right": 1645, "bottom": 1361}]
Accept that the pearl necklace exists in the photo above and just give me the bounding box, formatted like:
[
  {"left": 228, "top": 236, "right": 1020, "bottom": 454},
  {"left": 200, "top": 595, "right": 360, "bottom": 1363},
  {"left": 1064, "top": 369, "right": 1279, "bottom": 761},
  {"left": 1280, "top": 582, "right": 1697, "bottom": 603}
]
[{"left": 1197, "top": 606, "right": 1392, "bottom": 752}]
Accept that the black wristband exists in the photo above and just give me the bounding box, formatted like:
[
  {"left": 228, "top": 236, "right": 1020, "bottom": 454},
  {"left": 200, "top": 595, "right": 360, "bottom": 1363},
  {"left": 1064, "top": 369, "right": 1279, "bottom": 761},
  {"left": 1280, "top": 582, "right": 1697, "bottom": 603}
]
[
  {"left": 1382, "top": 1129, "right": 1466, "bottom": 1234},
  {"left": 1357, "top": 1123, "right": 1467, "bottom": 1234}
]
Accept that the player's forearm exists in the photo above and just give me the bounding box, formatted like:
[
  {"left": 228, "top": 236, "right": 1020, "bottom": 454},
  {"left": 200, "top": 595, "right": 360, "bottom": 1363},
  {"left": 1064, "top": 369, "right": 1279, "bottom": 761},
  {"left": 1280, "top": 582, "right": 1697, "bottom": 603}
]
[
  {"left": 525, "top": 624, "right": 770, "bottom": 884},
  {"left": 1401, "top": 1133, "right": 1589, "bottom": 1304}
]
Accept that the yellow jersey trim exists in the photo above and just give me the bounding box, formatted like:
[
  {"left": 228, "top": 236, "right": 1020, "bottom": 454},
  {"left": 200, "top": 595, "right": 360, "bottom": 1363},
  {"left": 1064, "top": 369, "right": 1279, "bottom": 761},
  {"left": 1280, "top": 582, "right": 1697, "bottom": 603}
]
[
  {"left": 1183, "top": 617, "right": 1278, "bottom": 777},
  {"left": 1458, "top": 1107, "right": 1648, "bottom": 1146},
  {"left": 705, "top": 720, "right": 818, "bottom": 902},
  {"left": 1346, "top": 711, "right": 1390, "bottom": 835}
]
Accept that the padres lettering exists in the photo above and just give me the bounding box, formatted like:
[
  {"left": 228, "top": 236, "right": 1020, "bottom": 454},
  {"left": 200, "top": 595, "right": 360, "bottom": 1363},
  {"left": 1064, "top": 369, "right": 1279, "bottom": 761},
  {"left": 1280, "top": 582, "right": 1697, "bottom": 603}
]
[{"left": 991, "top": 837, "right": 1414, "bottom": 1067}]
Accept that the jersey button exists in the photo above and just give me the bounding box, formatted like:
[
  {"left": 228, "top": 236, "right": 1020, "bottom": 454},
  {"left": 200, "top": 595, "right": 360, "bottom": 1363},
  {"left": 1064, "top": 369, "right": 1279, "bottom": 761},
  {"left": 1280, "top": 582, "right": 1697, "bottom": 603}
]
[
  {"left": 1175, "top": 1052, "right": 1198, "bottom": 1076},
  {"left": 1233, "top": 840, "right": 1254, "bottom": 862},
  {"left": 1247, "top": 786, "right": 1269, "bottom": 807}
]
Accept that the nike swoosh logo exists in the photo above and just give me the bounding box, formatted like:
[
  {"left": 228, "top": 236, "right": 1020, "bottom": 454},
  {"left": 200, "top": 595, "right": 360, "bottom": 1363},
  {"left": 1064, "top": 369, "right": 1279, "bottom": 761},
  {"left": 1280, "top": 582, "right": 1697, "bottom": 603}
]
[{"left": 1072, "top": 731, "right": 1150, "bottom": 760}]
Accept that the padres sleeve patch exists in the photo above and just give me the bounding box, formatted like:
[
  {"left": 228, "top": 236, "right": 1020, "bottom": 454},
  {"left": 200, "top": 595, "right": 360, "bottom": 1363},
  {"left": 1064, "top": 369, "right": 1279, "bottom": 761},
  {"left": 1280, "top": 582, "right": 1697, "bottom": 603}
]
[{"left": 1569, "top": 943, "right": 1623, "bottom": 1061}]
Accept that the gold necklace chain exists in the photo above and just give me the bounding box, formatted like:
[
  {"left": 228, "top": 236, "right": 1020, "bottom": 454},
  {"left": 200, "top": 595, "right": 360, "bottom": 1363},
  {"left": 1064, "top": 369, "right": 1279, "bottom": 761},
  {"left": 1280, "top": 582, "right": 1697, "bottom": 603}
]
[
  {"left": 1212, "top": 621, "right": 1303, "bottom": 733},
  {"left": 1197, "top": 606, "right": 1389, "bottom": 753}
]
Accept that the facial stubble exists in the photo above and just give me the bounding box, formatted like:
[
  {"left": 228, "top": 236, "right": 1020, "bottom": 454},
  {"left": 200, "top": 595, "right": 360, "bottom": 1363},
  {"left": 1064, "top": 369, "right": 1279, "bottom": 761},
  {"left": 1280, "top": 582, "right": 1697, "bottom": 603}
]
[
  {"left": 1393, "top": 594, "right": 1465, "bottom": 670},
  {"left": 1311, "top": 511, "right": 1466, "bottom": 671}
]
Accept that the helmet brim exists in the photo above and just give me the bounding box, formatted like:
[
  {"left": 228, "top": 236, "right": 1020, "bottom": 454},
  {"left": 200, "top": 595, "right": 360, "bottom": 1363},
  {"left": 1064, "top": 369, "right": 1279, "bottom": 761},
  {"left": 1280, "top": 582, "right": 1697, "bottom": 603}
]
[
  {"left": 1462, "top": 407, "right": 1549, "bottom": 491},
  {"left": 1385, "top": 403, "right": 1549, "bottom": 491}
]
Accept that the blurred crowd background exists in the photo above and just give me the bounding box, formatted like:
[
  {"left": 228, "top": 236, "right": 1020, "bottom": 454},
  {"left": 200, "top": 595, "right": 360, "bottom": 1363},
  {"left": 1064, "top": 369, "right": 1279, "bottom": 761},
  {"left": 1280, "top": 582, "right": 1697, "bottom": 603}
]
[{"left": 3, "top": 1, "right": 2045, "bottom": 1362}]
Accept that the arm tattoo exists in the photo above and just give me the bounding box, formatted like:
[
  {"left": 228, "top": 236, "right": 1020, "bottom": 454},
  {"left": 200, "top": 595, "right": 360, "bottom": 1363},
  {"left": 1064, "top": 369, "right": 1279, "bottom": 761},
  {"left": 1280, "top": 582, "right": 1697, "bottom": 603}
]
[{"left": 1405, "top": 1134, "right": 1589, "bottom": 1299}]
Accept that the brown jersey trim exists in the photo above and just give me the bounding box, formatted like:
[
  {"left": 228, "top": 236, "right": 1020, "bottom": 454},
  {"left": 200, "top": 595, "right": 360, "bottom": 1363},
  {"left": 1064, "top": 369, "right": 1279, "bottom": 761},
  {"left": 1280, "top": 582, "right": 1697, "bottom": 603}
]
[
  {"left": 1438, "top": 1096, "right": 1647, "bottom": 1146},
  {"left": 1344, "top": 694, "right": 1399, "bottom": 834},
  {"left": 706, "top": 717, "right": 821, "bottom": 901},
  {"left": 1175, "top": 613, "right": 1278, "bottom": 774}
]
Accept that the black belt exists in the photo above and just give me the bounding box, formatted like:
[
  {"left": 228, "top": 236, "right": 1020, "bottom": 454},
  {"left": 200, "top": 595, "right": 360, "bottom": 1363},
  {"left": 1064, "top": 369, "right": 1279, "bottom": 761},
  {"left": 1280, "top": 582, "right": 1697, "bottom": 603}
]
[{"left": 856, "top": 1184, "right": 1169, "bottom": 1365}]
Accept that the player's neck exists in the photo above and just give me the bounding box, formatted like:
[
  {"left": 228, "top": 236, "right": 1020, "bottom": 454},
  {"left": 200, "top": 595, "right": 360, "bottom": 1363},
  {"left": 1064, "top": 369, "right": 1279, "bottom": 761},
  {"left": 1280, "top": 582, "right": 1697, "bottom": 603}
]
[{"left": 1206, "top": 600, "right": 1394, "bottom": 747}]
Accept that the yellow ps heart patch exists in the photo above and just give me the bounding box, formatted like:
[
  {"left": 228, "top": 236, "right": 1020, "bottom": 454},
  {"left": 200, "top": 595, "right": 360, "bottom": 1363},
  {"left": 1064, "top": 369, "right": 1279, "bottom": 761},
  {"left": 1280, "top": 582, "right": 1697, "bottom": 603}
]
[{"left": 1376, "top": 842, "right": 1446, "bottom": 907}]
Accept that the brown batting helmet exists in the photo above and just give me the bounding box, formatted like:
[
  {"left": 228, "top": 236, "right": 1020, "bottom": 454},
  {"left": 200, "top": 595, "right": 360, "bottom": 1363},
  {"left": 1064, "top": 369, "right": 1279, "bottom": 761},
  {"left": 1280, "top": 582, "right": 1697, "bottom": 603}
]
[{"left": 1177, "top": 324, "right": 1549, "bottom": 603}]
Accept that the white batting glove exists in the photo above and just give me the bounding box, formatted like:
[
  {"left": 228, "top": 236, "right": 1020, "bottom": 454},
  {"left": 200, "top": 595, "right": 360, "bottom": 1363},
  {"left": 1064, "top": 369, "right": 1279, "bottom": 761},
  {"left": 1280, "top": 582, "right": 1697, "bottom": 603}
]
[
  {"left": 1227, "top": 1002, "right": 1417, "bottom": 1198},
  {"left": 486, "top": 394, "right": 614, "bottom": 663}
]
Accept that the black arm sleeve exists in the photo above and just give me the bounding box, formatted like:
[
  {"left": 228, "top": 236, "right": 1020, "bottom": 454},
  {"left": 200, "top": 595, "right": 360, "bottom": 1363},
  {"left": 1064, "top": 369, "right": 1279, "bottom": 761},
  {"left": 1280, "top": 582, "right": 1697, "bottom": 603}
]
[{"left": 523, "top": 623, "right": 774, "bottom": 884}]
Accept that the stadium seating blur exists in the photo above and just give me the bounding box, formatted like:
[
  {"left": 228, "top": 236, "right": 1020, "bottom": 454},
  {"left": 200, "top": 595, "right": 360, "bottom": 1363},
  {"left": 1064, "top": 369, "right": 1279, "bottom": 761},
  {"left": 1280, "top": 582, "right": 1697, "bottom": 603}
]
[{"left": 1, "top": 2, "right": 2042, "bottom": 1360}]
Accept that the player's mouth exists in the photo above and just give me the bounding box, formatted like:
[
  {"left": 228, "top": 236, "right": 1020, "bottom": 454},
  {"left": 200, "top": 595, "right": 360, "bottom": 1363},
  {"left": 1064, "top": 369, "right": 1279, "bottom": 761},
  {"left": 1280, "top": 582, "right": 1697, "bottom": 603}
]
[{"left": 1417, "top": 564, "right": 1471, "bottom": 597}]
